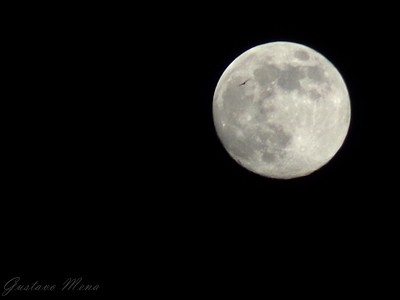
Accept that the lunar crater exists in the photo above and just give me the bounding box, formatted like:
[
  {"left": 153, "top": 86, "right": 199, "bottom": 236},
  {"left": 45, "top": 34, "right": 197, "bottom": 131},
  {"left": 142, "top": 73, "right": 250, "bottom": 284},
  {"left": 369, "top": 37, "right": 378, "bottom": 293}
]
[
  {"left": 306, "top": 65, "right": 326, "bottom": 82},
  {"left": 294, "top": 50, "right": 310, "bottom": 60},
  {"left": 262, "top": 123, "right": 292, "bottom": 148},
  {"left": 309, "top": 89, "right": 322, "bottom": 100}
]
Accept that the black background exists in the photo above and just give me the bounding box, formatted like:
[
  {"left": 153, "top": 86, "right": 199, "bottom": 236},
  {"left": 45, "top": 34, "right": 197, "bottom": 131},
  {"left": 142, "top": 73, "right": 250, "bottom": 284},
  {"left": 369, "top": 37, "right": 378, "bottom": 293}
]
[{"left": 1, "top": 2, "right": 397, "bottom": 297}]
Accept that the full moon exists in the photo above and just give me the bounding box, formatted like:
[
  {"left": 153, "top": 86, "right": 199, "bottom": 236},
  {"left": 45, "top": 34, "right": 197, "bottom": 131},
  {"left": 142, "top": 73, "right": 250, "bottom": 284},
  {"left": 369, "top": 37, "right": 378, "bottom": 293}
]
[{"left": 213, "top": 41, "right": 351, "bottom": 179}]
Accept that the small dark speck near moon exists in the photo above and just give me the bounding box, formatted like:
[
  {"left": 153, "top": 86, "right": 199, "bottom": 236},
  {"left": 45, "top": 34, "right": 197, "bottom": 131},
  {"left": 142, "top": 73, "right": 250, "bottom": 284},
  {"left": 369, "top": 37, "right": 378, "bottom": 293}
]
[{"left": 238, "top": 79, "right": 250, "bottom": 86}]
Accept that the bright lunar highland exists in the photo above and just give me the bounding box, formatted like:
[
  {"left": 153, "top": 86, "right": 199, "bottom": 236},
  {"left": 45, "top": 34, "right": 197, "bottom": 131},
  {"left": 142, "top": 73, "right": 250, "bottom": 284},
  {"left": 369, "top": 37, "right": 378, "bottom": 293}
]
[{"left": 213, "top": 41, "right": 351, "bottom": 179}]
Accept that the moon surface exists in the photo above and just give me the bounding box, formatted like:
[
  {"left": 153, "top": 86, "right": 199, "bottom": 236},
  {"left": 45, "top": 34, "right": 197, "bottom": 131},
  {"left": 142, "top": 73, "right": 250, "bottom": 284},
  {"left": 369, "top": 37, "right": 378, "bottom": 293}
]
[{"left": 213, "top": 42, "right": 351, "bottom": 179}]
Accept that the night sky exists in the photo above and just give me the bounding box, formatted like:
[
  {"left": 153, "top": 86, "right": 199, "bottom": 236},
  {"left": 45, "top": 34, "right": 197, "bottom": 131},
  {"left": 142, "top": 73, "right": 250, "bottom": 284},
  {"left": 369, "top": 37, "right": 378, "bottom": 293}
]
[{"left": 1, "top": 3, "right": 396, "bottom": 297}]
